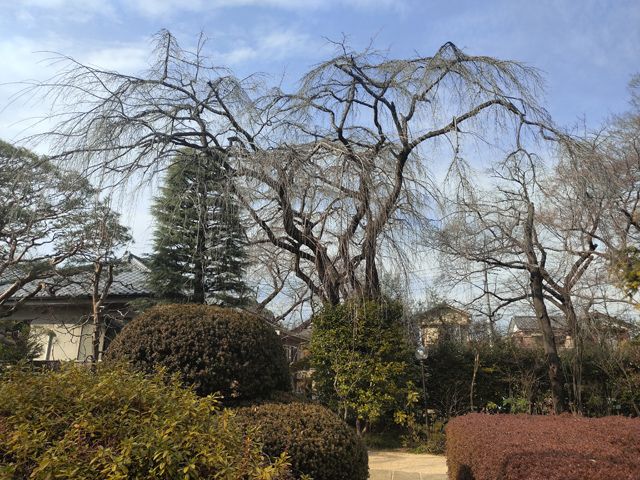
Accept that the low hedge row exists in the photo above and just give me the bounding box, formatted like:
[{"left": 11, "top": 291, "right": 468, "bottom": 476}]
[
  {"left": 446, "top": 413, "right": 640, "bottom": 480},
  {"left": 234, "top": 403, "right": 369, "bottom": 480}
]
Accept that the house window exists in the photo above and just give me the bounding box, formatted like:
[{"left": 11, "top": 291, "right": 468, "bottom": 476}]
[{"left": 284, "top": 345, "right": 298, "bottom": 363}]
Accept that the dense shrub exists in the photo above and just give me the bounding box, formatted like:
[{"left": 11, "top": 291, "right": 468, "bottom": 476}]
[
  {"left": 564, "top": 340, "right": 640, "bottom": 416},
  {"left": 234, "top": 402, "right": 369, "bottom": 480},
  {"left": 425, "top": 340, "right": 550, "bottom": 417},
  {"left": 446, "top": 413, "right": 640, "bottom": 480},
  {"left": 425, "top": 338, "right": 640, "bottom": 419},
  {"left": 0, "top": 364, "right": 291, "bottom": 480},
  {"left": 311, "top": 298, "right": 416, "bottom": 434},
  {"left": 0, "top": 322, "right": 41, "bottom": 363},
  {"left": 107, "top": 304, "right": 290, "bottom": 401}
]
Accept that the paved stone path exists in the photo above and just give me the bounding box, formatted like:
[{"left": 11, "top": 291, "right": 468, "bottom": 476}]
[{"left": 368, "top": 450, "right": 448, "bottom": 480}]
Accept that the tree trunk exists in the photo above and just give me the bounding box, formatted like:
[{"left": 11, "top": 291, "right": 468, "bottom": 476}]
[
  {"left": 523, "top": 202, "right": 568, "bottom": 414},
  {"left": 363, "top": 237, "right": 381, "bottom": 300},
  {"left": 470, "top": 350, "right": 480, "bottom": 412},
  {"left": 483, "top": 267, "right": 497, "bottom": 342},
  {"left": 530, "top": 270, "right": 568, "bottom": 413},
  {"left": 562, "top": 300, "right": 582, "bottom": 413},
  {"left": 91, "top": 262, "right": 113, "bottom": 367}
]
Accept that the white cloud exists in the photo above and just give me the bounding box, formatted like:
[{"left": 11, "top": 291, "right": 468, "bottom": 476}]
[
  {"left": 222, "top": 46, "right": 259, "bottom": 65},
  {"left": 3, "top": 0, "right": 118, "bottom": 23},
  {"left": 0, "top": 0, "right": 408, "bottom": 26},
  {"left": 85, "top": 45, "right": 150, "bottom": 74},
  {"left": 0, "top": 35, "right": 150, "bottom": 144},
  {"left": 218, "top": 28, "right": 325, "bottom": 65}
]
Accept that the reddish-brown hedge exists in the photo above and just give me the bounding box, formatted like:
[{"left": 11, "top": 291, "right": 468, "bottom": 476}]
[{"left": 446, "top": 413, "right": 640, "bottom": 480}]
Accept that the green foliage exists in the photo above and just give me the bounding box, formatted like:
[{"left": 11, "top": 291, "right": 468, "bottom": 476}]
[
  {"left": 0, "top": 141, "right": 94, "bottom": 303},
  {"left": 234, "top": 403, "right": 368, "bottom": 480},
  {"left": 424, "top": 340, "right": 549, "bottom": 417},
  {"left": 612, "top": 246, "right": 640, "bottom": 296},
  {"left": 149, "top": 150, "right": 250, "bottom": 306},
  {"left": 393, "top": 387, "right": 447, "bottom": 454},
  {"left": 501, "top": 396, "right": 530, "bottom": 413},
  {"left": 612, "top": 247, "right": 640, "bottom": 296},
  {"left": 310, "top": 298, "right": 417, "bottom": 433},
  {"left": 0, "top": 139, "right": 130, "bottom": 323},
  {"left": 413, "top": 430, "right": 446, "bottom": 455},
  {"left": 363, "top": 429, "right": 404, "bottom": 450},
  {"left": 563, "top": 340, "right": 640, "bottom": 416},
  {"left": 106, "top": 304, "right": 291, "bottom": 402},
  {"left": 0, "top": 364, "right": 291, "bottom": 480},
  {"left": 64, "top": 203, "right": 132, "bottom": 265},
  {"left": 0, "top": 322, "right": 41, "bottom": 363},
  {"left": 422, "top": 338, "right": 640, "bottom": 418}
]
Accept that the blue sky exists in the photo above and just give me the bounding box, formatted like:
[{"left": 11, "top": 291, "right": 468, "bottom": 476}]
[
  {"left": 1, "top": 0, "right": 639, "bottom": 131},
  {"left": 1, "top": 0, "right": 639, "bottom": 260}
]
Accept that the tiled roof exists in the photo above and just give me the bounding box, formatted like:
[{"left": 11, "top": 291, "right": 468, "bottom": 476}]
[
  {"left": 0, "top": 253, "right": 153, "bottom": 300},
  {"left": 510, "top": 315, "right": 568, "bottom": 332}
]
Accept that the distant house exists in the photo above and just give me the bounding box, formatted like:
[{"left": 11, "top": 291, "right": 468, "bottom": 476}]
[
  {"left": 415, "top": 304, "right": 471, "bottom": 346},
  {"left": 508, "top": 316, "right": 572, "bottom": 349},
  {"left": 583, "top": 312, "right": 637, "bottom": 344},
  {"left": 276, "top": 326, "right": 311, "bottom": 364},
  {"left": 508, "top": 313, "right": 636, "bottom": 349},
  {"left": 2, "top": 253, "right": 318, "bottom": 367},
  {"left": 275, "top": 325, "right": 312, "bottom": 395},
  {"left": 1, "top": 253, "right": 153, "bottom": 362}
]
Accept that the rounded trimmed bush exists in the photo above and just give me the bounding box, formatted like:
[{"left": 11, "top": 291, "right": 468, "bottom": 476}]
[
  {"left": 234, "top": 403, "right": 369, "bottom": 480},
  {"left": 106, "top": 304, "right": 290, "bottom": 401},
  {"left": 0, "top": 364, "right": 291, "bottom": 479}
]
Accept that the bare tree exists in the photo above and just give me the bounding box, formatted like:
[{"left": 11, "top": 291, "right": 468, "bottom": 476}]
[
  {"left": 24, "top": 31, "right": 550, "bottom": 310},
  {"left": 433, "top": 142, "right": 608, "bottom": 413},
  {"left": 571, "top": 77, "right": 640, "bottom": 297}
]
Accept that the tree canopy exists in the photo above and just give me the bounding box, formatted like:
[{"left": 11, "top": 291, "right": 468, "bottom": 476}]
[
  {"left": 149, "top": 150, "right": 250, "bottom": 305},
  {"left": 0, "top": 140, "right": 99, "bottom": 316},
  {"left": 31, "top": 31, "right": 552, "bottom": 310}
]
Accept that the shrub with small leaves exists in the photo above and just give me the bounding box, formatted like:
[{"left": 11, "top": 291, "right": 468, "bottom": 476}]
[
  {"left": 446, "top": 413, "right": 640, "bottom": 480},
  {"left": 106, "top": 304, "right": 291, "bottom": 401},
  {"left": 0, "top": 363, "right": 291, "bottom": 480},
  {"left": 234, "top": 402, "right": 369, "bottom": 480},
  {"left": 310, "top": 299, "right": 416, "bottom": 434}
]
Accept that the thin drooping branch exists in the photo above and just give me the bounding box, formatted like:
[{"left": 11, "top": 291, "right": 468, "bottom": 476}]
[{"left": 22, "top": 31, "right": 549, "bottom": 309}]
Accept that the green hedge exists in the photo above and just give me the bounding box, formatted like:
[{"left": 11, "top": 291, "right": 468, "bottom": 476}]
[
  {"left": 234, "top": 403, "right": 369, "bottom": 480},
  {"left": 0, "top": 364, "right": 291, "bottom": 479},
  {"left": 106, "top": 304, "right": 291, "bottom": 401}
]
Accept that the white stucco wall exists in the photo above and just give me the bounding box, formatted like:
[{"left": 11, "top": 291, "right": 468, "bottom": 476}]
[{"left": 10, "top": 302, "right": 99, "bottom": 362}]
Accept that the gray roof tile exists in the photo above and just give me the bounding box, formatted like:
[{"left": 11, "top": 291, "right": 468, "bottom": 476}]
[
  {"left": 510, "top": 315, "right": 567, "bottom": 332},
  {"left": 1, "top": 253, "right": 153, "bottom": 299}
]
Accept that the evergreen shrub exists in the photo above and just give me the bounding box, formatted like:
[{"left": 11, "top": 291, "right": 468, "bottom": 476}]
[
  {"left": 234, "top": 402, "right": 369, "bottom": 480},
  {"left": 311, "top": 298, "right": 416, "bottom": 433},
  {"left": 0, "top": 364, "right": 291, "bottom": 479},
  {"left": 106, "top": 304, "right": 290, "bottom": 401}
]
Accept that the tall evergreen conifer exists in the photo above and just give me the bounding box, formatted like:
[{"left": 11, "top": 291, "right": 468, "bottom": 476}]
[{"left": 149, "top": 151, "right": 250, "bottom": 306}]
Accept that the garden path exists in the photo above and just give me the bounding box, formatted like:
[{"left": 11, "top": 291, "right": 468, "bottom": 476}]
[{"left": 368, "top": 450, "right": 448, "bottom": 480}]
